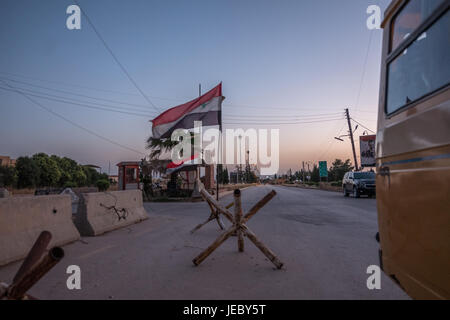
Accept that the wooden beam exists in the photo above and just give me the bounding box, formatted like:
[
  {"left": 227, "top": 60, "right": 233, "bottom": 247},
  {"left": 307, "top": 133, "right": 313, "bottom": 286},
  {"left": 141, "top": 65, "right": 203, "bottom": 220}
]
[
  {"left": 243, "top": 225, "right": 283, "bottom": 269},
  {"left": 234, "top": 189, "right": 244, "bottom": 252},
  {"left": 198, "top": 184, "right": 234, "bottom": 222},
  {"left": 242, "top": 190, "right": 276, "bottom": 224},
  {"left": 192, "top": 226, "right": 237, "bottom": 266}
]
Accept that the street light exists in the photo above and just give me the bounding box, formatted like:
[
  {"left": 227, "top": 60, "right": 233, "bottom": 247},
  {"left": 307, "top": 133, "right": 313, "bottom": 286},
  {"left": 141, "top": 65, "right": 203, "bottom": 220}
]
[{"left": 334, "top": 137, "right": 344, "bottom": 141}]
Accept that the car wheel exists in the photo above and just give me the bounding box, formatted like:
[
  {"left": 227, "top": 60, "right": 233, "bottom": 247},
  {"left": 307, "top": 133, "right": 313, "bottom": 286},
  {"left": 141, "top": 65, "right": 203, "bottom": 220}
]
[
  {"left": 353, "top": 187, "right": 360, "bottom": 198},
  {"left": 343, "top": 187, "right": 349, "bottom": 197}
]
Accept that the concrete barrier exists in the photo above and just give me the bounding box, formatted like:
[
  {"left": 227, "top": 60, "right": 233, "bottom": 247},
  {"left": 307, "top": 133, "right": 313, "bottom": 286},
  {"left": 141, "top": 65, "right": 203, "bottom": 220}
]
[
  {"left": 74, "top": 190, "right": 148, "bottom": 236},
  {"left": 0, "top": 195, "right": 81, "bottom": 266}
]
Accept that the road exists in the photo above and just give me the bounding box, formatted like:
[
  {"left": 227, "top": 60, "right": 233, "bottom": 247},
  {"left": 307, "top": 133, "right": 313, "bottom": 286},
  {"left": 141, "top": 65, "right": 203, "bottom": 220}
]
[{"left": 0, "top": 185, "right": 409, "bottom": 299}]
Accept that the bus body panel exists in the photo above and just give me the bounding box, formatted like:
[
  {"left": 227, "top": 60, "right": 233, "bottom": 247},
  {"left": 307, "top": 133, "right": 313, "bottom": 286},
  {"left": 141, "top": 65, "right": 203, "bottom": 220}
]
[{"left": 376, "top": 0, "right": 450, "bottom": 299}]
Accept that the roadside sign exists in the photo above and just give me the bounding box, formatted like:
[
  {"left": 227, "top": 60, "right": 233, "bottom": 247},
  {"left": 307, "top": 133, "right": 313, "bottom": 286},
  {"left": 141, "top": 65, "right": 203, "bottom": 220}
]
[
  {"left": 319, "top": 161, "right": 328, "bottom": 178},
  {"left": 360, "top": 135, "right": 376, "bottom": 167}
]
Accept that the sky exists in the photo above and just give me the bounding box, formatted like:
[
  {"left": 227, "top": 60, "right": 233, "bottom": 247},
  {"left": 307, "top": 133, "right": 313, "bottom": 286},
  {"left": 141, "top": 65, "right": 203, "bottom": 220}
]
[{"left": 0, "top": 0, "right": 390, "bottom": 174}]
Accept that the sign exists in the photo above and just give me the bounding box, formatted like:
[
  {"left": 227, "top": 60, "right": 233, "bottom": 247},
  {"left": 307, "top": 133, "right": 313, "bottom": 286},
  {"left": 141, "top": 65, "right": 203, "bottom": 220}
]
[
  {"left": 319, "top": 161, "right": 328, "bottom": 178},
  {"left": 360, "top": 135, "right": 376, "bottom": 167}
]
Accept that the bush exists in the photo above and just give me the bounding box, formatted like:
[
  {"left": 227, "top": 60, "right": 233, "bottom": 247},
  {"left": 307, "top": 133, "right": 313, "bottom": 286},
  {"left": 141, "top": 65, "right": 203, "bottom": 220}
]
[
  {"left": 331, "top": 181, "right": 342, "bottom": 187},
  {"left": 0, "top": 166, "right": 17, "bottom": 187},
  {"left": 96, "top": 179, "right": 110, "bottom": 191},
  {"left": 63, "top": 181, "right": 77, "bottom": 189}
]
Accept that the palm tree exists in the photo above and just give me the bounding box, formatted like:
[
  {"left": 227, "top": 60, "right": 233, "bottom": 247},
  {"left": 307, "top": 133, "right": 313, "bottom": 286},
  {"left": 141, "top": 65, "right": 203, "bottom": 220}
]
[
  {"left": 146, "top": 136, "right": 179, "bottom": 160},
  {"left": 146, "top": 133, "right": 202, "bottom": 160}
]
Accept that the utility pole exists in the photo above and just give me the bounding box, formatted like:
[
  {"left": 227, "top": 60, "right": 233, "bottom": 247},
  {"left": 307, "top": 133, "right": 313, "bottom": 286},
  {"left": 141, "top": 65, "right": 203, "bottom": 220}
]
[
  {"left": 245, "top": 150, "right": 250, "bottom": 183},
  {"left": 302, "top": 161, "right": 305, "bottom": 182},
  {"left": 238, "top": 134, "right": 243, "bottom": 183},
  {"left": 345, "top": 108, "right": 359, "bottom": 171}
]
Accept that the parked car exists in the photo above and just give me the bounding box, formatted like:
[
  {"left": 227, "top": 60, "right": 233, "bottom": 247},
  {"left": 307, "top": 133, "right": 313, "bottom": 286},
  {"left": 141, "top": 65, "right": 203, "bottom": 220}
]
[{"left": 342, "top": 171, "right": 376, "bottom": 198}]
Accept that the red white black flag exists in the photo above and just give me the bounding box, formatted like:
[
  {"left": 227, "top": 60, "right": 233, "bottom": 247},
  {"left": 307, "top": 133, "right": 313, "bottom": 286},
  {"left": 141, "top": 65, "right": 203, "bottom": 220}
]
[
  {"left": 166, "top": 153, "right": 201, "bottom": 174},
  {"left": 151, "top": 83, "right": 223, "bottom": 139}
]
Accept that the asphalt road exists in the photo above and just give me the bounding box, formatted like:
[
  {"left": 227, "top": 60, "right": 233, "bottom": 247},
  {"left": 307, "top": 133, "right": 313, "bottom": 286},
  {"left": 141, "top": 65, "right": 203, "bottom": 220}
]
[{"left": 0, "top": 185, "right": 410, "bottom": 299}]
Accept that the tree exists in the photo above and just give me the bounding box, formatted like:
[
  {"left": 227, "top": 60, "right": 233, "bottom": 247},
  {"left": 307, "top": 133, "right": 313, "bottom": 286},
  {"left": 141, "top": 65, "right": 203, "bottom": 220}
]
[
  {"left": 146, "top": 132, "right": 201, "bottom": 160},
  {"left": 311, "top": 165, "right": 320, "bottom": 182},
  {"left": 0, "top": 165, "right": 17, "bottom": 187},
  {"left": 51, "top": 156, "right": 82, "bottom": 187},
  {"left": 32, "top": 153, "right": 61, "bottom": 187},
  {"left": 146, "top": 136, "right": 179, "bottom": 160},
  {"left": 216, "top": 164, "right": 224, "bottom": 184},
  {"left": 223, "top": 168, "right": 229, "bottom": 184},
  {"left": 16, "top": 156, "right": 40, "bottom": 188},
  {"left": 96, "top": 179, "right": 110, "bottom": 191},
  {"left": 329, "top": 159, "right": 354, "bottom": 181},
  {"left": 72, "top": 167, "right": 87, "bottom": 186}
]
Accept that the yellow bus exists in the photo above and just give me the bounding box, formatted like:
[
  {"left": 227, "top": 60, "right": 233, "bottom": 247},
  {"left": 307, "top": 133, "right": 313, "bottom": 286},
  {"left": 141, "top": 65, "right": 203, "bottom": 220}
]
[{"left": 376, "top": 0, "right": 450, "bottom": 299}]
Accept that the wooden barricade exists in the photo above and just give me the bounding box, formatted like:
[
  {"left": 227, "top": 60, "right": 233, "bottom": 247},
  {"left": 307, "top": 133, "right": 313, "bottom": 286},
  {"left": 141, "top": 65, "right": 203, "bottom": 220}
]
[
  {"left": 190, "top": 181, "right": 235, "bottom": 233},
  {"left": 0, "top": 231, "right": 64, "bottom": 300},
  {"left": 192, "top": 187, "right": 283, "bottom": 269}
]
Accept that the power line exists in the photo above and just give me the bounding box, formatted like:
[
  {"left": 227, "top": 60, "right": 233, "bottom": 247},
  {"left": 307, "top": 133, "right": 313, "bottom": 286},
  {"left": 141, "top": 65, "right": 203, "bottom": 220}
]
[
  {"left": 0, "top": 77, "right": 347, "bottom": 121},
  {"left": 74, "top": 0, "right": 160, "bottom": 113},
  {"left": 223, "top": 117, "right": 345, "bottom": 125},
  {"left": 316, "top": 121, "right": 346, "bottom": 161},
  {"left": 223, "top": 103, "right": 340, "bottom": 113},
  {"left": 0, "top": 83, "right": 157, "bottom": 115},
  {"left": 223, "top": 112, "right": 343, "bottom": 120},
  {"left": 1, "top": 82, "right": 346, "bottom": 121},
  {"left": 0, "top": 78, "right": 342, "bottom": 119},
  {"left": 0, "top": 70, "right": 184, "bottom": 103},
  {"left": 0, "top": 76, "right": 154, "bottom": 111},
  {"left": 0, "top": 70, "right": 359, "bottom": 115},
  {"left": 0, "top": 86, "right": 155, "bottom": 118},
  {"left": 351, "top": 118, "right": 376, "bottom": 133},
  {"left": 354, "top": 31, "right": 374, "bottom": 113},
  {"left": 2, "top": 82, "right": 346, "bottom": 121},
  {"left": 0, "top": 79, "right": 146, "bottom": 155}
]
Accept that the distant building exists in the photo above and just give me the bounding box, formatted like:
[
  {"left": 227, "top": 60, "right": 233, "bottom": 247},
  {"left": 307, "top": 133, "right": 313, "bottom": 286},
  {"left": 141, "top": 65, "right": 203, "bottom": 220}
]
[
  {"left": 117, "top": 161, "right": 141, "bottom": 191},
  {"left": 0, "top": 156, "right": 16, "bottom": 167},
  {"left": 230, "top": 171, "right": 239, "bottom": 184}
]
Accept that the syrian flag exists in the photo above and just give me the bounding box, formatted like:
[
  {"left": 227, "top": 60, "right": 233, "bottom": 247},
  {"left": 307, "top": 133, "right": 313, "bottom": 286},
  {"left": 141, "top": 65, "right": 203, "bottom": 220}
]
[
  {"left": 166, "top": 153, "right": 200, "bottom": 174},
  {"left": 151, "top": 83, "right": 223, "bottom": 139}
]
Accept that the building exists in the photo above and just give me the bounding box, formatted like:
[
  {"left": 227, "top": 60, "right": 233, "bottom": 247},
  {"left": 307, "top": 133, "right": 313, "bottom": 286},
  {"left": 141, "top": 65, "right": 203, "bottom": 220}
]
[
  {"left": 117, "top": 161, "right": 140, "bottom": 191},
  {"left": 0, "top": 156, "right": 16, "bottom": 167}
]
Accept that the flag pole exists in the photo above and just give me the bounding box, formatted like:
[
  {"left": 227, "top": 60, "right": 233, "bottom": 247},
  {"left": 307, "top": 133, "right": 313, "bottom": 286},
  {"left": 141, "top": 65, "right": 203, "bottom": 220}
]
[
  {"left": 216, "top": 83, "right": 223, "bottom": 200},
  {"left": 198, "top": 84, "right": 201, "bottom": 189}
]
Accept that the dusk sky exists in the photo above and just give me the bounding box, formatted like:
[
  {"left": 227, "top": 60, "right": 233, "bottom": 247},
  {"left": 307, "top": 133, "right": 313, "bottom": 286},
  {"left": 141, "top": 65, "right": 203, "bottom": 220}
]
[{"left": 0, "top": 0, "right": 390, "bottom": 174}]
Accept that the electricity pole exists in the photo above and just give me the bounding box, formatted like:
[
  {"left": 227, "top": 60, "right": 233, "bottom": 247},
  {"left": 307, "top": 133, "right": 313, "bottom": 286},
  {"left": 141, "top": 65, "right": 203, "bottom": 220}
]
[
  {"left": 238, "top": 134, "right": 242, "bottom": 183},
  {"left": 345, "top": 108, "right": 359, "bottom": 171},
  {"left": 302, "top": 161, "right": 305, "bottom": 182}
]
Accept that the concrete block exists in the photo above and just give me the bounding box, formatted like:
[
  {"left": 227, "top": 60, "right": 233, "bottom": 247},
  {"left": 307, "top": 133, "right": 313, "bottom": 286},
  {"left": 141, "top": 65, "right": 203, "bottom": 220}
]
[
  {"left": 0, "top": 195, "right": 81, "bottom": 266},
  {"left": 74, "top": 190, "right": 148, "bottom": 236}
]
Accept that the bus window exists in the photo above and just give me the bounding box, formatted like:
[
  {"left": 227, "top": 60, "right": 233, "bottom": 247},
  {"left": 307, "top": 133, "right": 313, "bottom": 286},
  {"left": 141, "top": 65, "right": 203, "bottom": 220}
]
[
  {"left": 390, "top": 0, "right": 445, "bottom": 52},
  {"left": 386, "top": 10, "right": 449, "bottom": 114}
]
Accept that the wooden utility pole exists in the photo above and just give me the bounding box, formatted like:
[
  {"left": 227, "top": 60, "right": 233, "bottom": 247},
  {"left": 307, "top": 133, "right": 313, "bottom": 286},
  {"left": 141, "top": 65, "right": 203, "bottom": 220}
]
[
  {"left": 345, "top": 108, "right": 359, "bottom": 171},
  {"left": 302, "top": 161, "right": 305, "bottom": 182}
]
